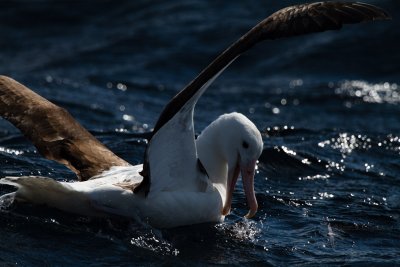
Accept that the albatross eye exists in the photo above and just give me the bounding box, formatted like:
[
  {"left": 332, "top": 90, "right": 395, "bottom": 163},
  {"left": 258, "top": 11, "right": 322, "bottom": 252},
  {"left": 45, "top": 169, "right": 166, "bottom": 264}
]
[{"left": 242, "top": 141, "right": 249, "bottom": 149}]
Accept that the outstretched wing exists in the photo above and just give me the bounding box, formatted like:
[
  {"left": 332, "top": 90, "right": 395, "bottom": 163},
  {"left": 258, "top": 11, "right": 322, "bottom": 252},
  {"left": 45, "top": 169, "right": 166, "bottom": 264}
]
[
  {"left": 136, "top": 1, "right": 390, "bottom": 194},
  {"left": 0, "top": 76, "right": 130, "bottom": 180}
]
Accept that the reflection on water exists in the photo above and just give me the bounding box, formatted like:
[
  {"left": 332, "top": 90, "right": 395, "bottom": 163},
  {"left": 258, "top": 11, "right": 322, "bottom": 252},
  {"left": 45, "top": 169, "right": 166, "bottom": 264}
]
[
  {"left": 337, "top": 80, "right": 400, "bottom": 104},
  {"left": 0, "top": 0, "right": 399, "bottom": 266}
]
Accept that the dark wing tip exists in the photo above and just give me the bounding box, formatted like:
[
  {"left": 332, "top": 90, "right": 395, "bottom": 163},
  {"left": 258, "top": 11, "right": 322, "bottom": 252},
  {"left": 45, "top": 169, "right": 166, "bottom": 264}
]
[
  {"left": 258, "top": 1, "right": 391, "bottom": 40},
  {"left": 353, "top": 2, "right": 391, "bottom": 20}
]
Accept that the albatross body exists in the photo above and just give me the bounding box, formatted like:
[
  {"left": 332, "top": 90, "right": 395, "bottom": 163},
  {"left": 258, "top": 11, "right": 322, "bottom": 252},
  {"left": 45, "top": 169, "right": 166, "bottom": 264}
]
[
  {"left": 0, "top": 2, "right": 390, "bottom": 228},
  {"left": 2, "top": 112, "right": 263, "bottom": 228}
]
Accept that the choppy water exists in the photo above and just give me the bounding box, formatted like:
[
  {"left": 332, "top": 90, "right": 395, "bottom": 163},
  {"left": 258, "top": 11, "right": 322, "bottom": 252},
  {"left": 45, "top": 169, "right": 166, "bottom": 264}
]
[{"left": 0, "top": 0, "right": 399, "bottom": 266}]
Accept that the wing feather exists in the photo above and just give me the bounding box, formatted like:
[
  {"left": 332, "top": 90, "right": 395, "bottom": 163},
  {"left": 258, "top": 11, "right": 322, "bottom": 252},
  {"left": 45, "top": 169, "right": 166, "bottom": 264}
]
[
  {"left": 137, "top": 1, "right": 389, "bottom": 193},
  {"left": 1, "top": 2, "right": 388, "bottom": 189},
  {"left": 0, "top": 76, "right": 130, "bottom": 180}
]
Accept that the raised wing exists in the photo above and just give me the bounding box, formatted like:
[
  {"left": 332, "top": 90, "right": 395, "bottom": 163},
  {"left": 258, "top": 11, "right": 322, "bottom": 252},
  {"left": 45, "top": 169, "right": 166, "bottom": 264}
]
[
  {"left": 0, "top": 76, "right": 130, "bottom": 180},
  {"left": 136, "top": 1, "right": 390, "bottom": 194},
  {"left": 136, "top": 66, "right": 231, "bottom": 195}
]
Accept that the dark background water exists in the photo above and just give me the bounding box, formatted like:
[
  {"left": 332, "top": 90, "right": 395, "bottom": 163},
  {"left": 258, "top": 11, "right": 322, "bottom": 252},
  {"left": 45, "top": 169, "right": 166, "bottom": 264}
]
[{"left": 0, "top": 0, "right": 399, "bottom": 266}]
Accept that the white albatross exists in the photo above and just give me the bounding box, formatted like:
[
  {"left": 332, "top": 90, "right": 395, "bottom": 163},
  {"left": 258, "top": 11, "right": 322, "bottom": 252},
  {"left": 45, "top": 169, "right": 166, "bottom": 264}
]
[{"left": 0, "top": 2, "right": 390, "bottom": 228}]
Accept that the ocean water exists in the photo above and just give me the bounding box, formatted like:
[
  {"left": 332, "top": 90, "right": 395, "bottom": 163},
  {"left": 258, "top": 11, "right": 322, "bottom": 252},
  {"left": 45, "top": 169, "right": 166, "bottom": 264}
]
[{"left": 0, "top": 0, "right": 399, "bottom": 266}]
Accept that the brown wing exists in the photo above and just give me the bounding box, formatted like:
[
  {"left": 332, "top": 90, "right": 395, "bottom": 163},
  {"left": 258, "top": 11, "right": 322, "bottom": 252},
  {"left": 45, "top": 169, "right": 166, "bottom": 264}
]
[
  {"left": 136, "top": 1, "right": 390, "bottom": 194},
  {"left": 260, "top": 2, "right": 390, "bottom": 40},
  {"left": 152, "top": 1, "right": 390, "bottom": 135},
  {"left": 0, "top": 76, "right": 130, "bottom": 180}
]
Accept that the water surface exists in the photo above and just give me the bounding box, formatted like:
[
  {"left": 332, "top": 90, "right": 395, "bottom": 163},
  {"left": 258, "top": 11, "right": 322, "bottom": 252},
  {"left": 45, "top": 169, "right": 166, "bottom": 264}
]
[{"left": 0, "top": 1, "right": 399, "bottom": 266}]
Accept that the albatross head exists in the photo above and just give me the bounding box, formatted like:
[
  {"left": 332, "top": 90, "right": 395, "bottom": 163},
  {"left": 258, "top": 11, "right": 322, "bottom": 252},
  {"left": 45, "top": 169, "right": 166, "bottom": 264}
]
[{"left": 197, "top": 112, "right": 263, "bottom": 218}]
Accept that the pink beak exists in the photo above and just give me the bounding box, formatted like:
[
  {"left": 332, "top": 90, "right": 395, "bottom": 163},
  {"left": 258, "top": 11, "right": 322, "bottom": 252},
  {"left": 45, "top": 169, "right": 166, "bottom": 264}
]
[{"left": 222, "top": 159, "right": 258, "bottom": 218}]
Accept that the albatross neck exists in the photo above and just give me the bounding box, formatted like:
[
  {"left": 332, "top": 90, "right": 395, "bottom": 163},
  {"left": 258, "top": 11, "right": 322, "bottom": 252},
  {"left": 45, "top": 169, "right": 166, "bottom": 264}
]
[{"left": 196, "top": 122, "right": 232, "bottom": 189}]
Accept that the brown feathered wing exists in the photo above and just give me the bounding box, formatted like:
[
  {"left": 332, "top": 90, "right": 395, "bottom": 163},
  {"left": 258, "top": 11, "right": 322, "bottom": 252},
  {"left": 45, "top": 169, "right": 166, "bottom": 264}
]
[{"left": 0, "top": 76, "right": 130, "bottom": 181}]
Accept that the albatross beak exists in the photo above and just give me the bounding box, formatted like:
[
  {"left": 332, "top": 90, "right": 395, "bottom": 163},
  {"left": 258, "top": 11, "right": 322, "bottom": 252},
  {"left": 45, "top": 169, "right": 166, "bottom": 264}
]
[
  {"left": 222, "top": 159, "right": 258, "bottom": 219},
  {"left": 241, "top": 160, "right": 258, "bottom": 219},
  {"left": 222, "top": 162, "right": 240, "bottom": 216}
]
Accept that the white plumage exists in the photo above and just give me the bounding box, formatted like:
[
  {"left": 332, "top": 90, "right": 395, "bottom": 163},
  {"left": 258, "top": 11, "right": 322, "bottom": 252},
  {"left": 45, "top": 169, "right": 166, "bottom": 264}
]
[
  {"left": 0, "top": 1, "right": 389, "bottom": 228},
  {"left": 1, "top": 113, "right": 263, "bottom": 228}
]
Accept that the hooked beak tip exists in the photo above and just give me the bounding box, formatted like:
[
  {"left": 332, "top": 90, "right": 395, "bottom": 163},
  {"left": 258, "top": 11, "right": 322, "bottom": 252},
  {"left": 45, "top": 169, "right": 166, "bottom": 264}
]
[
  {"left": 244, "top": 207, "right": 258, "bottom": 219},
  {"left": 222, "top": 205, "right": 230, "bottom": 216}
]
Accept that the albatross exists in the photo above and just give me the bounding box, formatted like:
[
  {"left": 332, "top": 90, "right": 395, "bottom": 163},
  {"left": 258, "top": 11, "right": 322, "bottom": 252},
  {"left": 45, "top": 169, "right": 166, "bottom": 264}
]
[{"left": 0, "top": 2, "right": 390, "bottom": 228}]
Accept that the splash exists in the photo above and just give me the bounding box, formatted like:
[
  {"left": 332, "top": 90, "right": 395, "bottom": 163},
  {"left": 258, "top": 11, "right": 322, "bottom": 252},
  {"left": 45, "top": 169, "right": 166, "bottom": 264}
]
[
  {"left": 216, "top": 219, "right": 261, "bottom": 242},
  {"left": 130, "top": 229, "right": 179, "bottom": 256}
]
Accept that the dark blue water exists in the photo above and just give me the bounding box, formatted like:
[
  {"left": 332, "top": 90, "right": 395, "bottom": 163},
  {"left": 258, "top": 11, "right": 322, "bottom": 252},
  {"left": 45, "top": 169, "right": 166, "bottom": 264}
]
[{"left": 0, "top": 0, "right": 399, "bottom": 265}]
